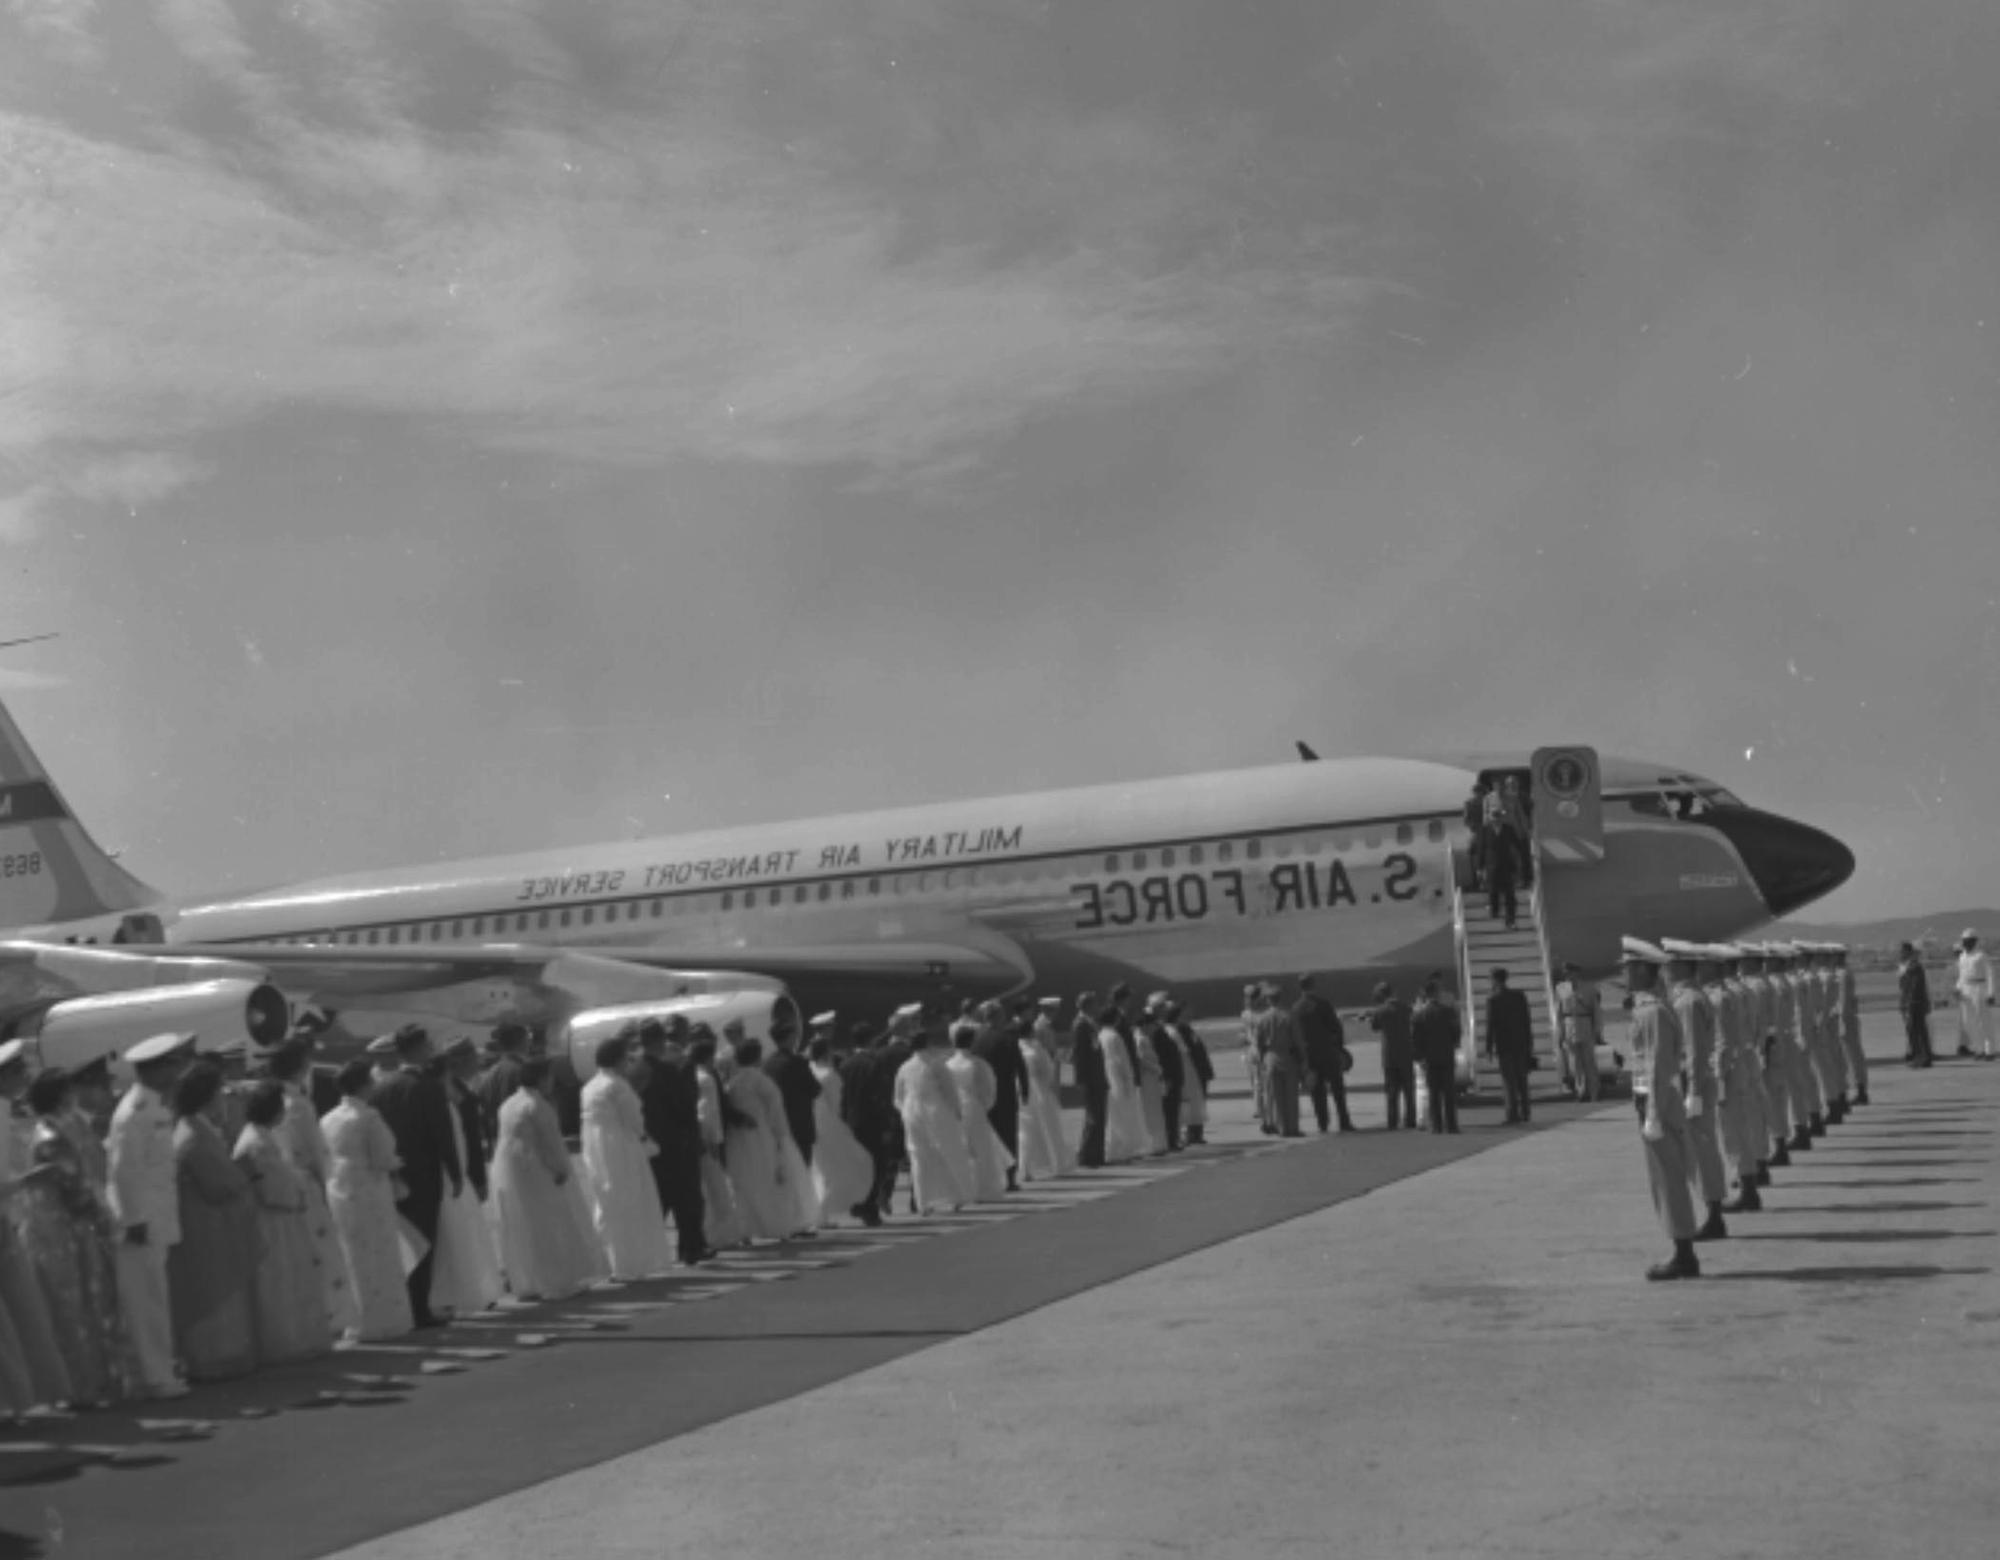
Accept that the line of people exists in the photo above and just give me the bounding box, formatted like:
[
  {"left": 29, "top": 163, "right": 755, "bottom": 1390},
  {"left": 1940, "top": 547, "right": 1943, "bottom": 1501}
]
[{"left": 1619, "top": 937, "right": 1869, "bottom": 1281}]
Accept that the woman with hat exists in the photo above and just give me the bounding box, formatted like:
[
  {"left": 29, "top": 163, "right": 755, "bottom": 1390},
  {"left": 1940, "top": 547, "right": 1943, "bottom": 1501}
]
[{"left": 320, "top": 1059, "right": 414, "bottom": 1342}]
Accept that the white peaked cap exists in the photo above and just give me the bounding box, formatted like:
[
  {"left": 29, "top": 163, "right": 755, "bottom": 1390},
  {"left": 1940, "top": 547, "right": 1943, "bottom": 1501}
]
[
  {"left": 1961, "top": 928, "right": 1980, "bottom": 942},
  {"left": 0, "top": 1039, "right": 24, "bottom": 1069},
  {"left": 1659, "top": 938, "right": 1705, "bottom": 961},
  {"left": 890, "top": 1002, "right": 924, "bottom": 1022},
  {"left": 1037, "top": 996, "right": 1062, "bottom": 1010},
  {"left": 1620, "top": 936, "right": 1670, "bottom": 965},
  {"left": 128, "top": 1032, "right": 196, "bottom": 1064},
  {"left": 1703, "top": 944, "right": 1741, "bottom": 962},
  {"left": 809, "top": 1012, "right": 836, "bottom": 1028}
]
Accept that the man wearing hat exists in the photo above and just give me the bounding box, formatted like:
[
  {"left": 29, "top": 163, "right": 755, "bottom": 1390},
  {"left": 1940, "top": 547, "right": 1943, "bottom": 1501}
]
[
  {"left": 1801, "top": 946, "right": 1849, "bottom": 1125},
  {"left": 1709, "top": 946, "right": 1767, "bottom": 1211},
  {"left": 1955, "top": 931, "right": 1993, "bottom": 1061},
  {"left": 1738, "top": 946, "right": 1791, "bottom": 1168},
  {"left": 1830, "top": 946, "right": 1868, "bottom": 1105},
  {"left": 1292, "top": 974, "right": 1353, "bottom": 1134},
  {"left": 1070, "top": 993, "right": 1109, "bottom": 1168},
  {"left": 106, "top": 1032, "right": 195, "bottom": 1396},
  {"left": 1897, "top": 942, "right": 1935, "bottom": 1068},
  {"left": 1621, "top": 938, "right": 1701, "bottom": 1280},
  {"left": 475, "top": 1022, "right": 531, "bottom": 1149},
  {"left": 1764, "top": 945, "right": 1820, "bottom": 1152},
  {"left": 1554, "top": 962, "right": 1603, "bottom": 1102},
  {"left": 1662, "top": 941, "right": 1728, "bottom": 1240},
  {"left": 370, "top": 1024, "right": 463, "bottom": 1328}
]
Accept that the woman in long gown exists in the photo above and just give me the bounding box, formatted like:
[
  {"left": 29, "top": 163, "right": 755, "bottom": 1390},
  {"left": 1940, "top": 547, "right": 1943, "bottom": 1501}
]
[
  {"left": 894, "top": 1030, "right": 975, "bottom": 1214},
  {"left": 1016, "top": 1027, "right": 1072, "bottom": 1182},
  {"left": 723, "top": 1039, "right": 804, "bottom": 1241},
  {"left": 0, "top": 1057, "right": 77, "bottom": 1409},
  {"left": 579, "top": 1038, "right": 673, "bottom": 1280},
  {"left": 687, "top": 1037, "right": 744, "bottom": 1248},
  {"left": 320, "top": 1060, "right": 413, "bottom": 1342},
  {"left": 1101, "top": 1023, "right": 1148, "bottom": 1164},
  {"left": 268, "top": 1041, "right": 358, "bottom": 1337},
  {"left": 17, "top": 1069, "right": 135, "bottom": 1406},
  {"left": 947, "top": 1031, "right": 1013, "bottom": 1201},
  {"left": 807, "top": 1043, "right": 876, "bottom": 1226},
  {"left": 492, "top": 1059, "right": 605, "bottom": 1301},
  {"left": 168, "top": 1064, "right": 260, "bottom": 1383},
  {"left": 233, "top": 1083, "right": 334, "bottom": 1367},
  {"left": 430, "top": 1064, "right": 505, "bottom": 1316}
]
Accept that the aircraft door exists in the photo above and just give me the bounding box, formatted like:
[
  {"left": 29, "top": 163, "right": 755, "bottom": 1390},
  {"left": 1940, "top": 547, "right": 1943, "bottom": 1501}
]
[{"left": 1530, "top": 746, "right": 1603, "bottom": 865}]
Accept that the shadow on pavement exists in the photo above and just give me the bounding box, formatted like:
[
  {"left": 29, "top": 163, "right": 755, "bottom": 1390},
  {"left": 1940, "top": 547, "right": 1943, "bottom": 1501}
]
[
  {"left": 1703, "top": 1265, "right": 1989, "bottom": 1283},
  {"left": 0, "top": 1530, "right": 48, "bottom": 1558},
  {"left": 1730, "top": 1229, "right": 1996, "bottom": 1244},
  {"left": 1814, "top": 1177, "right": 1980, "bottom": 1188},
  {"left": 1788, "top": 1158, "right": 1982, "bottom": 1168},
  {"left": 1769, "top": 1202, "right": 1984, "bottom": 1214}
]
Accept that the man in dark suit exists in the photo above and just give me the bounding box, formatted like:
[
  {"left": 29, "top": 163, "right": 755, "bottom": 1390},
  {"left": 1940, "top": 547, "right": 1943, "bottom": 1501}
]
[
  {"left": 637, "top": 1018, "right": 710, "bottom": 1265},
  {"left": 838, "top": 1021, "right": 889, "bottom": 1225},
  {"left": 368, "top": 1024, "right": 463, "bottom": 1328},
  {"left": 1142, "top": 996, "right": 1187, "bottom": 1150},
  {"left": 1898, "top": 942, "right": 1935, "bottom": 1067},
  {"left": 1412, "top": 977, "right": 1463, "bottom": 1134},
  {"left": 1484, "top": 968, "right": 1536, "bottom": 1124},
  {"left": 1370, "top": 982, "right": 1418, "bottom": 1130},
  {"left": 1070, "top": 993, "right": 1108, "bottom": 1168},
  {"left": 474, "top": 1022, "right": 530, "bottom": 1151},
  {"left": 440, "top": 1036, "right": 490, "bottom": 1199},
  {"left": 972, "top": 1002, "right": 1030, "bottom": 1189},
  {"left": 1168, "top": 1002, "right": 1214, "bottom": 1144},
  {"left": 762, "top": 1015, "right": 821, "bottom": 1165},
  {"left": 1292, "top": 974, "right": 1355, "bottom": 1133},
  {"left": 871, "top": 1007, "right": 920, "bottom": 1215}
]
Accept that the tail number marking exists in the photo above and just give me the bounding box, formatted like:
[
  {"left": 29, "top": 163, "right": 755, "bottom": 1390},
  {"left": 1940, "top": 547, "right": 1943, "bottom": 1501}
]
[{"left": 1, "top": 851, "right": 43, "bottom": 879}]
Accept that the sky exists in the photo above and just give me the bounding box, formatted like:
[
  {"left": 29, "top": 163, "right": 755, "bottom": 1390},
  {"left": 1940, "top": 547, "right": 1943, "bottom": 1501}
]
[{"left": 1, "top": 0, "right": 1996, "bottom": 922}]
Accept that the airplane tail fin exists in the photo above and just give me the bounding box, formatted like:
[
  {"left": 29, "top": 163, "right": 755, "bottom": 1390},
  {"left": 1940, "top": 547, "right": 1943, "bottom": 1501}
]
[{"left": 0, "top": 694, "right": 163, "bottom": 930}]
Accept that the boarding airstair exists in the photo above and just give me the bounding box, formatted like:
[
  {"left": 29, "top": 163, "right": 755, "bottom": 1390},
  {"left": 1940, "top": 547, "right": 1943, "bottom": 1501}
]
[{"left": 1453, "top": 871, "right": 1559, "bottom": 1078}]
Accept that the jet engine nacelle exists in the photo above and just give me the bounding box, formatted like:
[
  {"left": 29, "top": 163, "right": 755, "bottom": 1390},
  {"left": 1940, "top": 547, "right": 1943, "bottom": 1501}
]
[
  {"left": 35, "top": 979, "right": 291, "bottom": 1072},
  {"left": 563, "top": 989, "right": 802, "bottom": 1084}
]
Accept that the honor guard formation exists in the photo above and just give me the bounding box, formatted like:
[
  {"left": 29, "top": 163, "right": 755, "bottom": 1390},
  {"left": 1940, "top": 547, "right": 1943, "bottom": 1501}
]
[{"left": 1617, "top": 935, "right": 1870, "bottom": 1281}]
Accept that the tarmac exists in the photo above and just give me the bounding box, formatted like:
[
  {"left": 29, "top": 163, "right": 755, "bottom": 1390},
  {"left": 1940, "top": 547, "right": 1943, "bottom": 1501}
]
[{"left": 5, "top": 1016, "right": 1997, "bottom": 1559}]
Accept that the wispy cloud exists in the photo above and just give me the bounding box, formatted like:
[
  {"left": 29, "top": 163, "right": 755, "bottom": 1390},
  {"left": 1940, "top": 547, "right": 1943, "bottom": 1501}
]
[{"left": 0, "top": 0, "right": 1375, "bottom": 533}]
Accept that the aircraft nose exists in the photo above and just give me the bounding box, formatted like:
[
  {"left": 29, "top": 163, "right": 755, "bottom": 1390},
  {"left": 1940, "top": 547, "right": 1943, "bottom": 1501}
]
[{"left": 1711, "top": 809, "right": 1856, "bottom": 919}]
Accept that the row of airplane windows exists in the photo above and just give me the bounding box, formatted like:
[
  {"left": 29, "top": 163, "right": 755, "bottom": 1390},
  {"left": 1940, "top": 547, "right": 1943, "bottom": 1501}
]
[{"left": 258, "top": 819, "right": 1449, "bottom": 949}]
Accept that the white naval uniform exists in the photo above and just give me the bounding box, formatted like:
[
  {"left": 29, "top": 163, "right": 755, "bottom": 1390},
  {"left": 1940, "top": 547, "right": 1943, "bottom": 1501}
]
[
  {"left": 1629, "top": 992, "right": 1698, "bottom": 1242},
  {"left": 1958, "top": 949, "right": 1994, "bottom": 1057},
  {"left": 1671, "top": 980, "right": 1728, "bottom": 1205},
  {"left": 1712, "top": 978, "right": 1765, "bottom": 1183},
  {"left": 106, "top": 1081, "right": 182, "bottom": 1394}
]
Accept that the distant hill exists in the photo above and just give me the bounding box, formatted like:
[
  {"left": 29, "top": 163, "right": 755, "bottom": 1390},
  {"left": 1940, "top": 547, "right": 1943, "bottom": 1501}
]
[{"left": 1770, "top": 908, "right": 2000, "bottom": 954}]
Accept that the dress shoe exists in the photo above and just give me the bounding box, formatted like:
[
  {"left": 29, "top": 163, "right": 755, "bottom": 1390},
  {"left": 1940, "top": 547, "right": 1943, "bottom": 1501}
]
[
  {"left": 1770, "top": 1144, "right": 1792, "bottom": 1167},
  {"left": 1693, "top": 1205, "right": 1729, "bottom": 1242},
  {"left": 1854, "top": 1090, "right": 1869, "bottom": 1105},
  {"left": 1723, "top": 1186, "right": 1762, "bottom": 1213},
  {"left": 1789, "top": 1129, "right": 1813, "bottom": 1152},
  {"left": 1755, "top": 1164, "right": 1773, "bottom": 1186},
  {"left": 1646, "top": 1241, "right": 1701, "bottom": 1281}
]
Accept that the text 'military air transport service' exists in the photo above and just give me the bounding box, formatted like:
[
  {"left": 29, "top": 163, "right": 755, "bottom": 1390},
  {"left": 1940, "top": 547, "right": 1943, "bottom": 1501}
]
[{"left": 0, "top": 694, "right": 1852, "bottom": 1078}]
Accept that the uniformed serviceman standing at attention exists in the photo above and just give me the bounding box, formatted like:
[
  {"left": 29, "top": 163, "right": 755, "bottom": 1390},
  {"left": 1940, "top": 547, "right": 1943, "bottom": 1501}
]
[
  {"left": 1738, "top": 946, "right": 1791, "bottom": 1169},
  {"left": 1622, "top": 937, "right": 1701, "bottom": 1281},
  {"left": 1662, "top": 940, "right": 1728, "bottom": 1241},
  {"left": 1802, "top": 944, "right": 1850, "bottom": 1125},
  {"left": 1832, "top": 944, "right": 1869, "bottom": 1105},
  {"left": 1554, "top": 963, "right": 1602, "bottom": 1102},
  {"left": 1711, "top": 945, "right": 1767, "bottom": 1212},
  {"left": 1764, "top": 944, "right": 1821, "bottom": 1151}
]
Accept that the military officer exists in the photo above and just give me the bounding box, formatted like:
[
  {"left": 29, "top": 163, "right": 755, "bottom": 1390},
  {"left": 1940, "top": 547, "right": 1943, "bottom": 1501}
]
[
  {"left": 1803, "top": 944, "right": 1850, "bottom": 1124},
  {"left": 1712, "top": 944, "right": 1768, "bottom": 1210},
  {"left": 1831, "top": 944, "right": 1869, "bottom": 1104},
  {"left": 1765, "top": 944, "right": 1822, "bottom": 1150},
  {"left": 1955, "top": 930, "right": 1994, "bottom": 1060},
  {"left": 107, "top": 1030, "right": 197, "bottom": 1398},
  {"left": 1737, "top": 945, "right": 1791, "bottom": 1168},
  {"left": 1622, "top": 937, "right": 1701, "bottom": 1281},
  {"left": 1662, "top": 940, "right": 1728, "bottom": 1241}
]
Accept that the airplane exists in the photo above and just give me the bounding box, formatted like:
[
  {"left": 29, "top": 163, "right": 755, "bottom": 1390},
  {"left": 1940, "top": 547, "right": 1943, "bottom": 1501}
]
[{"left": 0, "top": 693, "right": 1854, "bottom": 1081}]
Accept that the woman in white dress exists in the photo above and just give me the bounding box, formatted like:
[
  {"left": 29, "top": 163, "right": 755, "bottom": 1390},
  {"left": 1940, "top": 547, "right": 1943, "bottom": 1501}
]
[
  {"left": 429, "top": 1047, "right": 506, "bottom": 1316},
  {"left": 808, "top": 1041, "right": 876, "bottom": 1227},
  {"left": 268, "top": 1042, "right": 358, "bottom": 1337},
  {"left": 894, "top": 1029, "right": 975, "bottom": 1213},
  {"left": 1017, "top": 1020, "right": 1072, "bottom": 1182},
  {"left": 1101, "top": 1023, "right": 1148, "bottom": 1164},
  {"left": 319, "top": 1061, "right": 413, "bottom": 1342},
  {"left": 580, "top": 1037, "right": 673, "bottom": 1280},
  {"left": 723, "top": 1040, "right": 802, "bottom": 1241},
  {"left": 491, "top": 1060, "right": 605, "bottom": 1301},
  {"left": 687, "top": 1036, "right": 745, "bottom": 1247},
  {"left": 947, "top": 1029, "right": 1013, "bottom": 1201}
]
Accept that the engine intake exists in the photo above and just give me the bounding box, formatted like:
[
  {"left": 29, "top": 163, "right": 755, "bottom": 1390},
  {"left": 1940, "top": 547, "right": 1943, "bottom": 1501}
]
[{"left": 36, "top": 978, "right": 291, "bottom": 1072}]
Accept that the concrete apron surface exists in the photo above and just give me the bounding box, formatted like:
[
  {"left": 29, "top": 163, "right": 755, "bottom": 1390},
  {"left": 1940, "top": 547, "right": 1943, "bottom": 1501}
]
[{"left": 331, "top": 1053, "right": 2000, "bottom": 1560}]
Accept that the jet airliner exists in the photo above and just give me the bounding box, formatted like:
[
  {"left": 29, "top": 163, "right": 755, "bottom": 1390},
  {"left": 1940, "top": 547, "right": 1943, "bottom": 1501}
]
[{"left": 0, "top": 694, "right": 1853, "bottom": 1076}]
